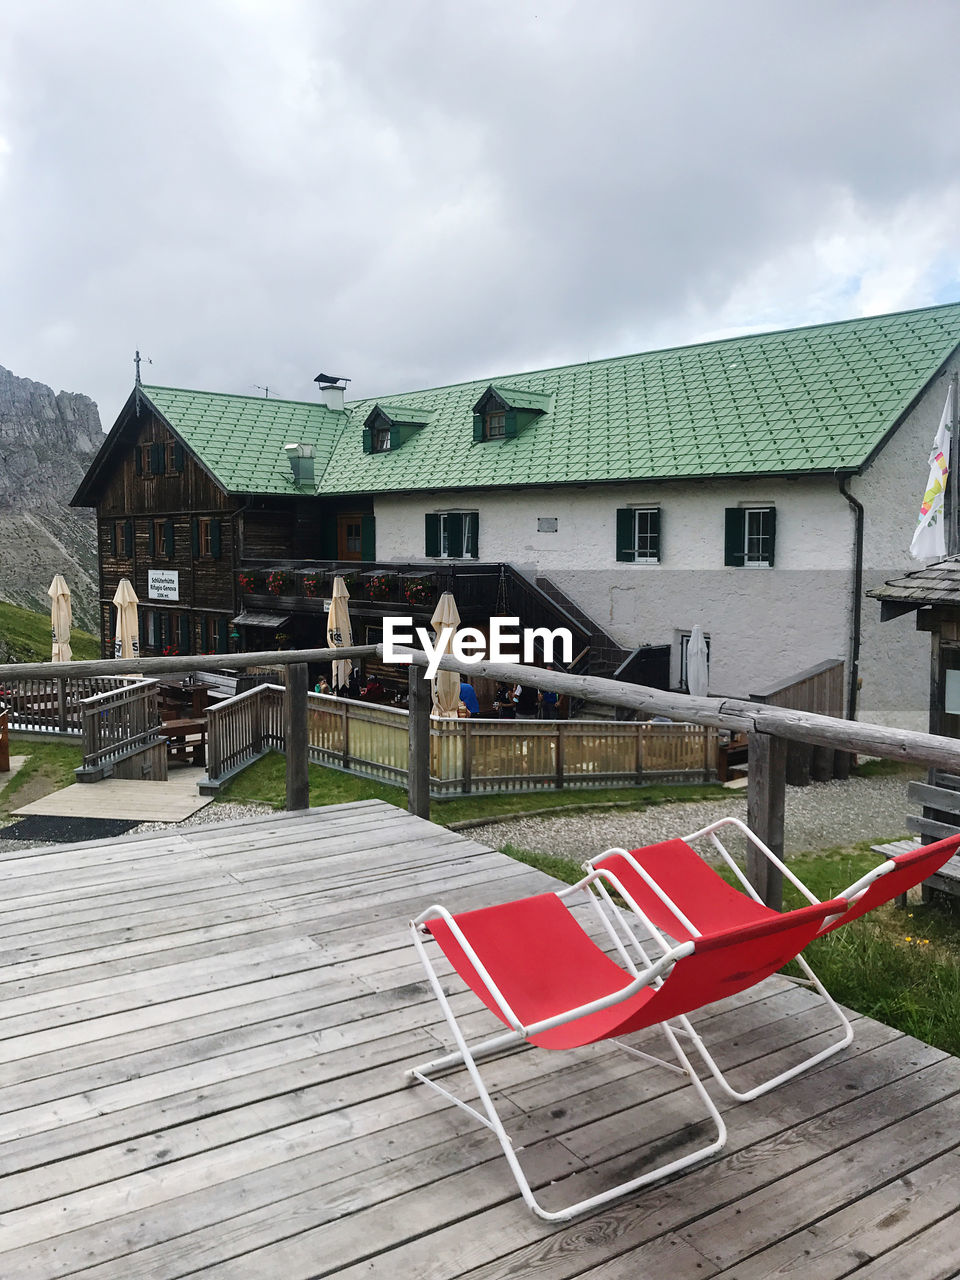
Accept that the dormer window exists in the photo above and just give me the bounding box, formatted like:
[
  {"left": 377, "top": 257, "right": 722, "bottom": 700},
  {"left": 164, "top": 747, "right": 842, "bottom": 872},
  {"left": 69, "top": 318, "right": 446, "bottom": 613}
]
[
  {"left": 472, "top": 384, "right": 552, "bottom": 443},
  {"left": 363, "top": 403, "right": 433, "bottom": 454}
]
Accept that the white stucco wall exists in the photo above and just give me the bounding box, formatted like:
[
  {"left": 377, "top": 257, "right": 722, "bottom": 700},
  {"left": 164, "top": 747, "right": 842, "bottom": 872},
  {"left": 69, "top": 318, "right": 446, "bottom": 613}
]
[{"left": 370, "top": 352, "right": 959, "bottom": 731}]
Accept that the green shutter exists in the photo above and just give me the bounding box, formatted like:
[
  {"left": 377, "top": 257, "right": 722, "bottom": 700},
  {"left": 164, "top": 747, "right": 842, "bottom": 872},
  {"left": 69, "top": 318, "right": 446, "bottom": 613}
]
[
  {"left": 210, "top": 519, "right": 222, "bottom": 560},
  {"left": 466, "top": 511, "right": 479, "bottom": 559},
  {"left": 216, "top": 618, "right": 229, "bottom": 654},
  {"left": 109, "top": 523, "right": 117, "bottom": 556},
  {"left": 360, "top": 514, "right": 376, "bottom": 561},
  {"left": 159, "top": 612, "right": 168, "bottom": 649},
  {"left": 446, "top": 512, "right": 464, "bottom": 559},
  {"left": 191, "top": 518, "right": 200, "bottom": 558},
  {"left": 178, "top": 613, "right": 191, "bottom": 654},
  {"left": 123, "top": 519, "right": 133, "bottom": 558},
  {"left": 173, "top": 442, "right": 184, "bottom": 472},
  {"left": 472, "top": 414, "right": 484, "bottom": 442},
  {"left": 724, "top": 508, "right": 746, "bottom": 566},
  {"left": 504, "top": 410, "right": 519, "bottom": 439},
  {"left": 650, "top": 507, "right": 662, "bottom": 563},
  {"left": 150, "top": 442, "right": 164, "bottom": 475},
  {"left": 362, "top": 428, "right": 373, "bottom": 454},
  {"left": 164, "top": 519, "right": 175, "bottom": 557},
  {"left": 616, "top": 508, "right": 635, "bottom": 562},
  {"left": 425, "top": 513, "right": 441, "bottom": 557},
  {"left": 148, "top": 521, "right": 156, "bottom": 557},
  {"left": 134, "top": 446, "right": 142, "bottom": 476},
  {"left": 320, "top": 516, "right": 337, "bottom": 559}
]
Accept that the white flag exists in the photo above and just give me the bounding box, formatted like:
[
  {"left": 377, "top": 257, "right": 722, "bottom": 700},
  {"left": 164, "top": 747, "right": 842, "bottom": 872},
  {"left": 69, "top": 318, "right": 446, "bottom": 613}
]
[{"left": 910, "top": 385, "right": 954, "bottom": 560}]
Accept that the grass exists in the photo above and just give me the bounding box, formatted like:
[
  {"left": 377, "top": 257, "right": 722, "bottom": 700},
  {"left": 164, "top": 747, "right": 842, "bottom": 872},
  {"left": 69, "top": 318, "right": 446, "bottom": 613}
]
[
  {"left": 1, "top": 735, "right": 83, "bottom": 819},
  {"left": 215, "top": 752, "right": 729, "bottom": 826},
  {"left": 0, "top": 600, "right": 100, "bottom": 663},
  {"left": 503, "top": 836, "right": 960, "bottom": 1058}
]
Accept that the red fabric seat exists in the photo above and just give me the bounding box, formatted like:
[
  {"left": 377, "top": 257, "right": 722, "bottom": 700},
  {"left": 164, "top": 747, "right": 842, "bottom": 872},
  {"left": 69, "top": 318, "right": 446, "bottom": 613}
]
[{"left": 824, "top": 833, "right": 960, "bottom": 933}]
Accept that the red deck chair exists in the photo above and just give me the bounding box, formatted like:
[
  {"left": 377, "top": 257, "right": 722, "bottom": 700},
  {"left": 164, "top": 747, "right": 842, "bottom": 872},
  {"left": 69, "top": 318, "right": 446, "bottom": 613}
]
[
  {"left": 408, "top": 865, "right": 846, "bottom": 1222},
  {"left": 587, "top": 820, "right": 960, "bottom": 1105}
]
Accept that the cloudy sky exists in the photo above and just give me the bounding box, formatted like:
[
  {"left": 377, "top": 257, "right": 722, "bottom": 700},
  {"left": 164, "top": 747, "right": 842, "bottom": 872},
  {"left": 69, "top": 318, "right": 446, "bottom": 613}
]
[{"left": 2, "top": 0, "right": 960, "bottom": 429}]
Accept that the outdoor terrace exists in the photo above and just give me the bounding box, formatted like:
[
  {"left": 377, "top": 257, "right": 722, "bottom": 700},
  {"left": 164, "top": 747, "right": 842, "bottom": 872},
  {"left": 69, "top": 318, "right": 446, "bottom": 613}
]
[{"left": 1, "top": 799, "right": 959, "bottom": 1278}]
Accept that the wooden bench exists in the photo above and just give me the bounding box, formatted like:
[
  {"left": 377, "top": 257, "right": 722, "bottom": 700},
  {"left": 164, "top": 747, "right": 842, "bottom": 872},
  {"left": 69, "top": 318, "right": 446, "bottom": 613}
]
[{"left": 163, "top": 716, "right": 207, "bottom": 766}]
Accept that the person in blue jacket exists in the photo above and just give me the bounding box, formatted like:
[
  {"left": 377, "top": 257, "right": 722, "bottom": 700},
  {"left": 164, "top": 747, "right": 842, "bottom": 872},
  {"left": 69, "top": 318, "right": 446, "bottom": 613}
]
[{"left": 459, "top": 682, "right": 480, "bottom": 716}]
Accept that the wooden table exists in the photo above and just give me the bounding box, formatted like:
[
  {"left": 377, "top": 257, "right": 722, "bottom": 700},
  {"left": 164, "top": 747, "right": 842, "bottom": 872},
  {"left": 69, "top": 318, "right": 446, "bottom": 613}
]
[{"left": 162, "top": 716, "right": 207, "bottom": 766}]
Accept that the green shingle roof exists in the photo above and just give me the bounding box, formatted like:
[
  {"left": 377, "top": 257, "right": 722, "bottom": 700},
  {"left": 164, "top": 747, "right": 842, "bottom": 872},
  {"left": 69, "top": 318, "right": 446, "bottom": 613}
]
[{"left": 142, "top": 302, "right": 960, "bottom": 497}]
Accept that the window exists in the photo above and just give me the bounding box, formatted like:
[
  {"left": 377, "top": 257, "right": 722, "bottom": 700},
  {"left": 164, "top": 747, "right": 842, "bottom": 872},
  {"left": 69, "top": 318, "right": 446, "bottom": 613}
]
[
  {"left": 152, "top": 518, "right": 174, "bottom": 559},
  {"left": 425, "top": 511, "right": 479, "bottom": 559},
  {"left": 192, "top": 517, "right": 222, "bottom": 559},
  {"left": 165, "top": 441, "right": 185, "bottom": 472},
  {"left": 725, "top": 506, "right": 776, "bottom": 567},
  {"left": 616, "top": 507, "right": 660, "bottom": 563},
  {"left": 202, "top": 615, "right": 229, "bottom": 654},
  {"left": 372, "top": 427, "right": 391, "bottom": 453},
  {"left": 111, "top": 519, "right": 133, "bottom": 559},
  {"left": 485, "top": 411, "right": 506, "bottom": 439}
]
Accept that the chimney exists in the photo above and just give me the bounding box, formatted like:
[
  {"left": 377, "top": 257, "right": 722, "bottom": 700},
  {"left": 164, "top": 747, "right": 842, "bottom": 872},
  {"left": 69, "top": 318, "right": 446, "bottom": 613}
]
[
  {"left": 284, "top": 443, "right": 315, "bottom": 487},
  {"left": 314, "top": 371, "right": 349, "bottom": 412}
]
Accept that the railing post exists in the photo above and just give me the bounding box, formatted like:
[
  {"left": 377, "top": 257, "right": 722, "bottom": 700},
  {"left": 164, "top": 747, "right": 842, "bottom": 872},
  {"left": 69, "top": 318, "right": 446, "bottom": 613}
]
[
  {"left": 747, "top": 731, "right": 786, "bottom": 909},
  {"left": 285, "top": 662, "right": 310, "bottom": 811},
  {"left": 0, "top": 710, "right": 8, "bottom": 773},
  {"left": 56, "top": 677, "right": 67, "bottom": 733},
  {"left": 463, "top": 719, "right": 473, "bottom": 796},
  {"left": 408, "top": 664, "right": 431, "bottom": 819}
]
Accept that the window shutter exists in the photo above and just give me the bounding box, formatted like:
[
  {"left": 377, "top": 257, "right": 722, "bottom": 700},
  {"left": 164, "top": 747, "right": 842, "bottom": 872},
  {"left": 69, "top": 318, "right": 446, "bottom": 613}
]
[
  {"left": 360, "top": 514, "right": 376, "bottom": 561},
  {"left": 150, "top": 442, "right": 165, "bottom": 475},
  {"left": 472, "top": 414, "right": 484, "bottom": 442},
  {"left": 424, "top": 513, "right": 440, "bottom": 557},
  {"left": 650, "top": 507, "right": 662, "bottom": 563},
  {"left": 134, "top": 447, "right": 142, "bottom": 477},
  {"left": 191, "top": 518, "right": 200, "bottom": 558},
  {"left": 446, "top": 512, "right": 464, "bottom": 559},
  {"left": 216, "top": 618, "right": 229, "bottom": 653},
  {"left": 210, "top": 519, "right": 222, "bottom": 560},
  {"left": 178, "top": 613, "right": 191, "bottom": 654},
  {"left": 159, "top": 612, "right": 168, "bottom": 649},
  {"left": 148, "top": 522, "right": 156, "bottom": 557},
  {"left": 466, "top": 511, "right": 479, "bottom": 559},
  {"left": 504, "top": 410, "right": 519, "bottom": 439},
  {"left": 123, "top": 519, "right": 133, "bottom": 558},
  {"left": 724, "top": 509, "right": 746, "bottom": 567},
  {"left": 362, "top": 428, "right": 373, "bottom": 454},
  {"left": 616, "top": 508, "right": 635, "bottom": 562},
  {"left": 109, "top": 523, "right": 117, "bottom": 556},
  {"left": 320, "top": 517, "right": 337, "bottom": 559},
  {"left": 766, "top": 508, "right": 777, "bottom": 566},
  {"left": 173, "top": 442, "right": 185, "bottom": 473},
  {"left": 164, "top": 519, "right": 175, "bottom": 557}
]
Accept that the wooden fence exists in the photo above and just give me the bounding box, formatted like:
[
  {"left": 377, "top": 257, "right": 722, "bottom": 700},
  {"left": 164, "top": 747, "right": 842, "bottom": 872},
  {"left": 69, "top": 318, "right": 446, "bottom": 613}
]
[
  {"left": 76, "top": 680, "right": 167, "bottom": 782},
  {"left": 751, "top": 659, "right": 847, "bottom": 785},
  {"left": 205, "top": 684, "right": 285, "bottom": 785},
  {"left": 202, "top": 691, "right": 718, "bottom": 795},
  {"left": 0, "top": 673, "right": 140, "bottom": 734}
]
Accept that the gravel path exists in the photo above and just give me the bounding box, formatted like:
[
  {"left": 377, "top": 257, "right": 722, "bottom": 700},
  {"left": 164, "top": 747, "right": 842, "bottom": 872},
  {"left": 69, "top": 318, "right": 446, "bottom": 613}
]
[
  {"left": 0, "top": 801, "right": 277, "bottom": 853},
  {"left": 468, "top": 774, "right": 915, "bottom": 865}
]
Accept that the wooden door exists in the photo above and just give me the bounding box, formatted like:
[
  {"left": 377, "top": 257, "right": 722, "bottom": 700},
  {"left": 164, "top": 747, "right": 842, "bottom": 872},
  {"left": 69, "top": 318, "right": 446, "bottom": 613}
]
[{"left": 337, "top": 513, "right": 363, "bottom": 560}]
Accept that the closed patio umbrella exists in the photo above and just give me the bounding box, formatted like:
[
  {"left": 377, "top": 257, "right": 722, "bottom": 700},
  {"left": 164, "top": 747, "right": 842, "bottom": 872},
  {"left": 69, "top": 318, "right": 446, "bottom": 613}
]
[
  {"left": 112, "top": 578, "right": 141, "bottom": 660},
  {"left": 327, "top": 576, "right": 353, "bottom": 693},
  {"left": 48, "top": 574, "right": 73, "bottom": 662},
  {"left": 686, "top": 625, "right": 709, "bottom": 697},
  {"left": 430, "top": 591, "right": 462, "bottom": 717}
]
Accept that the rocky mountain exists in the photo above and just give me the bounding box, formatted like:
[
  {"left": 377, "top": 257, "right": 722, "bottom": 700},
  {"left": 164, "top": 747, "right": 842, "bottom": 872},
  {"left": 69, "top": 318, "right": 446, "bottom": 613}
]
[{"left": 0, "top": 364, "right": 102, "bottom": 633}]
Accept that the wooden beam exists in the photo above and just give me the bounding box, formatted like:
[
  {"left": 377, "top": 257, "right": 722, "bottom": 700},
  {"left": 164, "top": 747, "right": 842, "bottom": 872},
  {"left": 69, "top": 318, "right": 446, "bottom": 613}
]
[
  {"left": 407, "top": 664, "right": 431, "bottom": 819},
  {"left": 284, "top": 663, "right": 310, "bottom": 812},
  {"left": 747, "top": 731, "right": 786, "bottom": 909}
]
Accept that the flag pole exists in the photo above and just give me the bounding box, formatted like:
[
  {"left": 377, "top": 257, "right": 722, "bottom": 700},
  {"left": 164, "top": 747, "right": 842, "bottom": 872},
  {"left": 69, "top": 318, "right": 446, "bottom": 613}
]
[{"left": 951, "top": 372, "right": 960, "bottom": 557}]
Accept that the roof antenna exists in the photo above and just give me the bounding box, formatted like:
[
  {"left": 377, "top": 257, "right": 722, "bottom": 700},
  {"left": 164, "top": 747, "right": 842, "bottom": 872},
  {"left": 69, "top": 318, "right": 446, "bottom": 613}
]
[
  {"left": 253, "top": 385, "right": 271, "bottom": 398},
  {"left": 134, "top": 349, "right": 152, "bottom": 386}
]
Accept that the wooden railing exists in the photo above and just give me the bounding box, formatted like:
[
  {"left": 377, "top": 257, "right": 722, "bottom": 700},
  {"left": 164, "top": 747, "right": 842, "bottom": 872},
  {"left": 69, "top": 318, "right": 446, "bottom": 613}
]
[
  {"left": 77, "top": 680, "right": 167, "bottom": 781},
  {"left": 6, "top": 640, "right": 960, "bottom": 909},
  {"left": 0, "top": 674, "right": 139, "bottom": 734},
  {"left": 205, "top": 684, "right": 285, "bottom": 785},
  {"left": 203, "top": 691, "right": 717, "bottom": 795},
  {"left": 751, "top": 659, "right": 847, "bottom": 785}
]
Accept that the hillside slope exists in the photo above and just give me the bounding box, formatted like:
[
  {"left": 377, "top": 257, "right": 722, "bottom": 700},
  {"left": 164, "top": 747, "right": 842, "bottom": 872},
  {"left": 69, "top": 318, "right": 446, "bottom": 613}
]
[
  {"left": 0, "top": 600, "right": 100, "bottom": 663},
  {"left": 0, "top": 364, "right": 102, "bottom": 631}
]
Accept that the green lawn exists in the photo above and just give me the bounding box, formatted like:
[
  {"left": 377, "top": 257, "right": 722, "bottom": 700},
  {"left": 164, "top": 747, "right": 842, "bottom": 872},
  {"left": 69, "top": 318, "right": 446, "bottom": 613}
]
[
  {"left": 0, "top": 600, "right": 100, "bottom": 663},
  {"left": 1, "top": 735, "right": 83, "bottom": 819},
  {"left": 214, "top": 751, "right": 730, "bottom": 826}
]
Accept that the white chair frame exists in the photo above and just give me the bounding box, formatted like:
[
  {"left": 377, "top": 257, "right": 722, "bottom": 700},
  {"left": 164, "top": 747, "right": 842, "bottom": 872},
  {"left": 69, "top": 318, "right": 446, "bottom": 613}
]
[
  {"left": 406, "top": 861, "right": 728, "bottom": 1223},
  {"left": 587, "top": 816, "right": 854, "bottom": 1103}
]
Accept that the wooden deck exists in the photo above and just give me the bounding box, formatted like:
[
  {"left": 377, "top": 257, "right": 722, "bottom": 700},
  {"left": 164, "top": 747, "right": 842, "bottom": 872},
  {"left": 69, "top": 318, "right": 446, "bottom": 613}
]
[{"left": 1, "top": 800, "right": 959, "bottom": 1278}]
